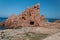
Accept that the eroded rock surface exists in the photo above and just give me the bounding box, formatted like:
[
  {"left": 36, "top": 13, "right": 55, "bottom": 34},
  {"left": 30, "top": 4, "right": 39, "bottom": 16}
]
[
  {"left": 43, "top": 32, "right": 60, "bottom": 40},
  {"left": 5, "top": 14, "right": 17, "bottom": 28},
  {"left": 4, "top": 4, "right": 43, "bottom": 28},
  {"left": 0, "top": 3, "right": 60, "bottom": 29},
  {"left": 0, "top": 27, "right": 59, "bottom": 40}
]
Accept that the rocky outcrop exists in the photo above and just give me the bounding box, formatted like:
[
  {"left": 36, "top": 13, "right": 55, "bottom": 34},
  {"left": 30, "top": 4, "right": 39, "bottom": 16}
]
[
  {"left": 0, "top": 3, "right": 60, "bottom": 40},
  {"left": 4, "top": 4, "right": 44, "bottom": 28},
  {"left": 0, "top": 3, "right": 60, "bottom": 29},
  {"left": 5, "top": 14, "right": 17, "bottom": 28},
  {"left": 17, "top": 4, "right": 40, "bottom": 27}
]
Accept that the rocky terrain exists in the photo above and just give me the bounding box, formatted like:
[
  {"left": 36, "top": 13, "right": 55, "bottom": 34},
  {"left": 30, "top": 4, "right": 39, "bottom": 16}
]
[
  {"left": 43, "top": 32, "right": 60, "bottom": 40},
  {"left": 0, "top": 26, "right": 59, "bottom": 40},
  {"left": 0, "top": 3, "right": 60, "bottom": 40},
  {"left": 0, "top": 27, "right": 59, "bottom": 40}
]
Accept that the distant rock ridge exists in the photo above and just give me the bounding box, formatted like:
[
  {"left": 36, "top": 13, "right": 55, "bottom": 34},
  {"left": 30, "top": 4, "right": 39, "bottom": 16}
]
[{"left": 0, "top": 3, "right": 47, "bottom": 28}]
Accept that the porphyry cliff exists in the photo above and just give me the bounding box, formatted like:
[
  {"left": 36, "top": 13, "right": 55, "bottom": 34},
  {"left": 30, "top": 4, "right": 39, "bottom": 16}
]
[{"left": 0, "top": 4, "right": 47, "bottom": 28}]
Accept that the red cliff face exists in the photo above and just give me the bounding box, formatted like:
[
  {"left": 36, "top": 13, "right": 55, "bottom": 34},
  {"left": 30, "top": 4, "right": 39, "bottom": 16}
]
[{"left": 4, "top": 4, "right": 46, "bottom": 28}]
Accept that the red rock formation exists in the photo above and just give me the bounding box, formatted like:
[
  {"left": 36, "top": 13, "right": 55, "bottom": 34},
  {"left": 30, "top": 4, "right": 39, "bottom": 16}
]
[
  {"left": 40, "top": 15, "right": 47, "bottom": 21},
  {"left": 5, "top": 14, "right": 17, "bottom": 28},
  {"left": 16, "top": 4, "right": 40, "bottom": 27},
  {"left": 0, "top": 3, "right": 46, "bottom": 28}
]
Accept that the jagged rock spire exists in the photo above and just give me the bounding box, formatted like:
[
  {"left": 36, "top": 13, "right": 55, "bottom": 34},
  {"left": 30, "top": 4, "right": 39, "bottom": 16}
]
[{"left": 34, "top": 3, "right": 40, "bottom": 9}]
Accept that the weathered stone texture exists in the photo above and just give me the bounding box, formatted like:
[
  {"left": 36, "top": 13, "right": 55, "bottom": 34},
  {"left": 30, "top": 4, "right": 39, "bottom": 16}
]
[
  {"left": 4, "top": 4, "right": 41, "bottom": 28},
  {"left": 5, "top": 14, "right": 17, "bottom": 28},
  {"left": 0, "top": 4, "right": 49, "bottom": 29}
]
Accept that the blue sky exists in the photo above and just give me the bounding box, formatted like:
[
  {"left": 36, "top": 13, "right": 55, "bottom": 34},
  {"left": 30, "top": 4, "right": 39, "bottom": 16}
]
[{"left": 0, "top": 0, "right": 60, "bottom": 19}]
